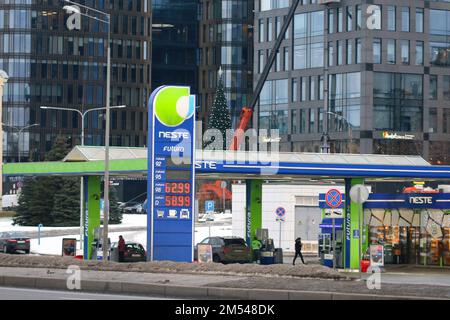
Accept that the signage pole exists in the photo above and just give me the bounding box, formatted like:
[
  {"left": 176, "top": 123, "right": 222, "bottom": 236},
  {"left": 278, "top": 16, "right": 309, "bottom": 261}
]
[
  {"left": 358, "top": 188, "right": 362, "bottom": 276},
  {"left": 279, "top": 218, "right": 282, "bottom": 248},
  {"left": 332, "top": 218, "right": 336, "bottom": 270}
]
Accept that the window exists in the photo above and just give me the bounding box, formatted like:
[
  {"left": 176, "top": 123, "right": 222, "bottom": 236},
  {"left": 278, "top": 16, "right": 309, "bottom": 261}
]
[
  {"left": 387, "top": 39, "right": 396, "bottom": 64},
  {"left": 346, "top": 7, "right": 353, "bottom": 32},
  {"left": 444, "top": 76, "right": 450, "bottom": 100},
  {"left": 284, "top": 47, "right": 289, "bottom": 71},
  {"left": 369, "top": 5, "right": 381, "bottom": 30},
  {"left": 310, "top": 77, "right": 316, "bottom": 101},
  {"left": 259, "top": 19, "right": 264, "bottom": 42},
  {"left": 415, "top": 41, "right": 423, "bottom": 65},
  {"left": 429, "top": 75, "right": 438, "bottom": 100},
  {"left": 387, "top": 6, "right": 396, "bottom": 31},
  {"left": 415, "top": 8, "right": 424, "bottom": 33},
  {"left": 373, "top": 72, "right": 423, "bottom": 132},
  {"left": 401, "top": 7, "right": 410, "bottom": 32},
  {"left": 373, "top": 38, "right": 381, "bottom": 64},
  {"left": 292, "top": 78, "right": 298, "bottom": 102},
  {"left": 430, "top": 42, "right": 450, "bottom": 67},
  {"left": 346, "top": 39, "right": 352, "bottom": 65},
  {"left": 291, "top": 110, "right": 298, "bottom": 134},
  {"left": 356, "top": 5, "right": 362, "bottom": 30},
  {"left": 337, "top": 40, "right": 343, "bottom": 65},
  {"left": 328, "top": 9, "right": 334, "bottom": 34},
  {"left": 337, "top": 8, "right": 343, "bottom": 32},
  {"left": 401, "top": 40, "right": 409, "bottom": 65},
  {"left": 356, "top": 38, "right": 362, "bottom": 64},
  {"left": 430, "top": 10, "right": 450, "bottom": 36},
  {"left": 309, "top": 109, "right": 315, "bottom": 133},
  {"left": 267, "top": 18, "right": 273, "bottom": 41},
  {"left": 328, "top": 42, "right": 334, "bottom": 66},
  {"left": 259, "top": 50, "right": 264, "bottom": 73},
  {"left": 429, "top": 108, "right": 438, "bottom": 133},
  {"left": 301, "top": 77, "right": 307, "bottom": 101},
  {"left": 318, "top": 76, "right": 324, "bottom": 100}
]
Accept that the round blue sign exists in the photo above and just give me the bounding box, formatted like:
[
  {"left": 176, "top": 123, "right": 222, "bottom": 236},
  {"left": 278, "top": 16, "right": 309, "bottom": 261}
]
[
  {"left": 275, "top": 207, "right": 286, "bottom": 217},
  {"left": 325, "top": 189, "right": 343, "bottom": 209}
]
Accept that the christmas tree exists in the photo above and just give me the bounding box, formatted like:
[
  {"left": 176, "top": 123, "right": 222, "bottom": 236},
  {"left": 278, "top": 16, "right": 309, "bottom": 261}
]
[
  {"left": 14, "top": 136, "right": 80, "bottom": 226},
  {"left": 108, "top": 186, "right": 122, "bottom": 224},
  {"left": 204, "top": 68, "right": 232, "bottom": 150}
]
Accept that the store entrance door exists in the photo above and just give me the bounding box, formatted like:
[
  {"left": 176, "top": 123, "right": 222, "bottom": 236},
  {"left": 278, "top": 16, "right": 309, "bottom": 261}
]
[{"left": 397, "top": 227, "right": 420, "bottom": 265}]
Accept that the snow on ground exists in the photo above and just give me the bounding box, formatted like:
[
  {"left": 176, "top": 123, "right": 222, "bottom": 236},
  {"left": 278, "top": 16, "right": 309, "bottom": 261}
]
[
  {"left": 27, "top": 213, "right": 232, "bottom": 255},
  {"left": 0, "top": 214, "right": 147, "bottom": 234},
  {"left": 31, "top": 224, "right": 233, "bottom": 256}
]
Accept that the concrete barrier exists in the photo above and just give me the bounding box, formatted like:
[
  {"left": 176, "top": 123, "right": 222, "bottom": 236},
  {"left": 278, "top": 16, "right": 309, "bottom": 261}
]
[
  {"left": 0, "top": 275, "right": 443, "bottom": 300},
  {"left": 288, "top": 290, "right": 333, "bottom": 300},
  {"left": 207, "top": 287, "right": 249, "bottom": 300},
  {"left": 121, "top": 282, "right": 165, "bottom": 296},
  {"left": 165, "top": 285, "right": 208, "bottom": 298},
  {"left": 3, "top": 276, "right": 36, "bottom": 288}
]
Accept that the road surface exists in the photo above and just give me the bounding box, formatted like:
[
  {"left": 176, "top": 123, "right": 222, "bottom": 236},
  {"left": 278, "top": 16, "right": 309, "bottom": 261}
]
[{"left": 0, "top": 286, "right": 176, "bottom": 300}]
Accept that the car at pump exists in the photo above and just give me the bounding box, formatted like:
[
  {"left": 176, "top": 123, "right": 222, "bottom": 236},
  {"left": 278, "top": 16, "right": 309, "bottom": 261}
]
[
  {"left": 194, "top": 236, "right": 252, "bottom": 264},
  {"left": 0, "top": 232, "right": 31, "bottom": 254},
  {"left": 110, "top": 241, "right": 146, "bottom": 262}
]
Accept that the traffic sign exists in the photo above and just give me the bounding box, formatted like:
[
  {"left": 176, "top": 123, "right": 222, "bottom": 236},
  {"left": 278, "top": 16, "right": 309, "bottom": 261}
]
[
  {"left": 350, "top": 184, "right": 370, "bottom": 204},
  {"left": 275, "top": 207, "right": 286, "bottom": 218},
  {"left": 205, "top": 200, "right": 215, "bottom": 213},
  {"left": 325, "top": 189, "right": 343, "bottom": 209}
]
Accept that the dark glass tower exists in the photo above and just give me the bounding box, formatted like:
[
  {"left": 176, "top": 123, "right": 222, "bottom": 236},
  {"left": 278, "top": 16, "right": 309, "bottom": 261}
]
[
  {"left": 0, "top": 0, "right": 152, "bottom": 162},
  {"left": 152, "top": 0, "right": 198, "bottom": 94}
]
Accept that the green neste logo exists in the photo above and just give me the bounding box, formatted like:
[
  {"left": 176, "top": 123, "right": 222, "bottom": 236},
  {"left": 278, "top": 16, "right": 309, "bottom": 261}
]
[{"left": 154, "top": 86, "right": 195, "bottom": 127}]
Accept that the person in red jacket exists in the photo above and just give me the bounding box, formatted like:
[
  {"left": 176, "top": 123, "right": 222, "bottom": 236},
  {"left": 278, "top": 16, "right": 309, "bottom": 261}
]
[{"left": 118, "top": 235, "right": 126, "bottom": 262}]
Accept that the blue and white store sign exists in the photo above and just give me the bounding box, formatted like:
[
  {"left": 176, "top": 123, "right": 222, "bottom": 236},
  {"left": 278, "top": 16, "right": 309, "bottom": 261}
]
[
  {"left": 319, "top": 193, "right": 450, "bottom": 210},
  {"left": 147, "top": 86, "right": 196, "bottom": 262}
]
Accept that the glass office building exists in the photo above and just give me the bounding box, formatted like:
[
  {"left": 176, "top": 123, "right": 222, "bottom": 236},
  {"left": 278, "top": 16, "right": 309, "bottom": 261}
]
[
  {"left": 152, "top": 0, "right": 198, "bottom": 93},
  {"left": 0, "top": 0, "right": 151, "bottom": 162},
  {"left": 198, "top": 0, "right": 254, "bottom": 127},
  {"left": 254, "top": 0, "right": 450, "bottom": 164}
]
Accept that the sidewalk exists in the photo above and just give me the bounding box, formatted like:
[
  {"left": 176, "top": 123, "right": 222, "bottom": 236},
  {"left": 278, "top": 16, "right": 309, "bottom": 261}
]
[{"left": 0, "top": 266, "right": 449, "bottom": 300}]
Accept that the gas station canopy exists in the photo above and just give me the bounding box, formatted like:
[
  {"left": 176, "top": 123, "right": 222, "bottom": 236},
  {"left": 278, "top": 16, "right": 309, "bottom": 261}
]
[{"left": 3, "top": 146, "right": 450, "bottom": 182}]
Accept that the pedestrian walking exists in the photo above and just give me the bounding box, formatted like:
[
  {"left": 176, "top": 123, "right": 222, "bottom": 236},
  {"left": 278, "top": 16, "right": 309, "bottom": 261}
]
[
  {"left": 118, "top": 235, "right": 126, "bottom": 263},
  {"left": 293, "top": 237, "right": 306, "bottom": 265}
]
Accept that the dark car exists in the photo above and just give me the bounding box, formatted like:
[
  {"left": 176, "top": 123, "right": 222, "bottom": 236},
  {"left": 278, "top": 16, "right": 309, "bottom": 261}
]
[
  {"left": 122, "top": 202, "right": 143, "bottom": 214},
  {"left": 194, "top": 237, "right": 252, "bottom": 264},
  {"left": 0, "top": 232, "right": 30, "bottom": 254},
  {"left": 110, "top": 241, "right": 146, "bottom": 262}
]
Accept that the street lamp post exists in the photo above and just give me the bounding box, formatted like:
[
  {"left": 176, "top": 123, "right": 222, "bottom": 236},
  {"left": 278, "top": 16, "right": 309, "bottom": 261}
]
[
  {"left": 0, "top": 70, "right": 9, "bottom": 210},
  {"left": 2, "top": 124, "right": 39, "bottom": 163},
  {"left": 40, "top": 105, "right": 125, "bottom": 256},
  {"left": 63, "top": 0, "right": 112, "bottom": 262}
]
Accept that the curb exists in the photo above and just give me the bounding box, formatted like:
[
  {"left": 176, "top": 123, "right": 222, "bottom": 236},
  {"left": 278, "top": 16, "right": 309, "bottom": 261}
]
[{"left": 0, "top": 275, "right": 446, "bottom": 300}]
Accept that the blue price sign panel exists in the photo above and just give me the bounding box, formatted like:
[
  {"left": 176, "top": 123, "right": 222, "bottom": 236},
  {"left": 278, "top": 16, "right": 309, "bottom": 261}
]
[
  {"left": 205, "top": 200, "right": 215, "bottom": 213},
  {"left": 147, "top": 86, "right": 196, "bottom": 262},
  {"left": 326, "top": 189, "right": 343, "bottom": 209}
]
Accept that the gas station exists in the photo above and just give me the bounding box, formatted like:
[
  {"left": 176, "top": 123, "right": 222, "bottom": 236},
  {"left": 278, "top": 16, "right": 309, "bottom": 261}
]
[{"left": 2, "top": 86, "right": 450, "bottom": 270}]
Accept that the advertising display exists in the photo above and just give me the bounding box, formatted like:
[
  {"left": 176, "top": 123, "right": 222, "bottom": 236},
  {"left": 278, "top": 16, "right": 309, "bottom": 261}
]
[
  {"left": 147, "top": 86, "right": 196, "bottom": 262},
  {"left": 197, "top": 244, "right": 213, "bottom": 263},
  {"left": 370, "top": 244, "right": 384, "bottom": 267},
  {"left": 62, "top": 238, "right": 77, "bottom": 257}
]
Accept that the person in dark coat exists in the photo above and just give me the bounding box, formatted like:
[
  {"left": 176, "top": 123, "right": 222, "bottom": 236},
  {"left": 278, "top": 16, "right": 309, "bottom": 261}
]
[
  {"left": 118, "top": 235, "right": 126, "bottom": 262},
  {"left": 293, "top": 237, "right": 306, "bottom": 265}
]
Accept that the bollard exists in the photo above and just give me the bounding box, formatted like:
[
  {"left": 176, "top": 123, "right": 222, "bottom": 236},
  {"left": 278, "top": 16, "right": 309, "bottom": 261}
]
[{"left": 38, "top": 223, "right": 43, "bottom": 245}]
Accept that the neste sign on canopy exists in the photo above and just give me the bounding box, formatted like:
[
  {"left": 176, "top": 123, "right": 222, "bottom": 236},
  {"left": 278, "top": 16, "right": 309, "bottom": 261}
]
[{"left": 147, "top": 86, "right": 196, "bottom": 262}]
